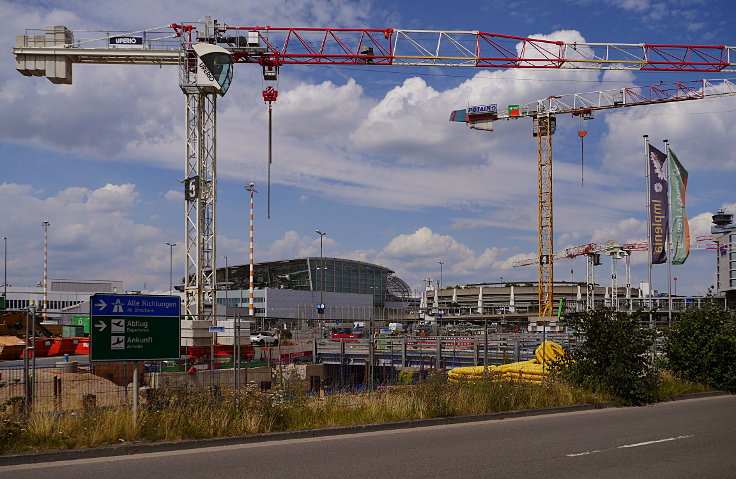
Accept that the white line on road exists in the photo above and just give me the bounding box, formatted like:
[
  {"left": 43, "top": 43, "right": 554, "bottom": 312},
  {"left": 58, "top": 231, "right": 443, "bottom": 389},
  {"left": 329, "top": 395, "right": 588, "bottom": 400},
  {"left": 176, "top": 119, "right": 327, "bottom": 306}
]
[
  {"left": 617, "top": 435, "right": 693, "bottom": 449},
  {"left": 566, "top": 434, "right": 693, "bottom": 458},
  {"left": 566, "top": 450, "right": 601, "bottom": 457}
]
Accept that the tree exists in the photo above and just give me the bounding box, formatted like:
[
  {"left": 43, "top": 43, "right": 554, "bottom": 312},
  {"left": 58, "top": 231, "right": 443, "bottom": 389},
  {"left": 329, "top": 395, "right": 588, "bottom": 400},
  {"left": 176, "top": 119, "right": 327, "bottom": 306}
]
[
  {"left": 555, "top": 308, "right": 659, "bottom": 405},
  {"left": 663, "top": 299, "right": 736, "bottom": 392}
]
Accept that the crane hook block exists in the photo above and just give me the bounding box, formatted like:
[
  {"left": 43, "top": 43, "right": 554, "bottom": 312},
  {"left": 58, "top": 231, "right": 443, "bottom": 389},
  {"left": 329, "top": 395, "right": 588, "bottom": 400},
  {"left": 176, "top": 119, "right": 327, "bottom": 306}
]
[{"left": 262, "top": 86, "right": 278, "bottom": 102}]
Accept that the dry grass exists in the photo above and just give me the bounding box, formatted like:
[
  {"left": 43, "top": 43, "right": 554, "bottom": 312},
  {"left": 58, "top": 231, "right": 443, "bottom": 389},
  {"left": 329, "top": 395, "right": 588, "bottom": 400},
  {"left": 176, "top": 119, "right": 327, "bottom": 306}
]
[{"left": 0, "top": 370, "right": 705, "bottom": 454}]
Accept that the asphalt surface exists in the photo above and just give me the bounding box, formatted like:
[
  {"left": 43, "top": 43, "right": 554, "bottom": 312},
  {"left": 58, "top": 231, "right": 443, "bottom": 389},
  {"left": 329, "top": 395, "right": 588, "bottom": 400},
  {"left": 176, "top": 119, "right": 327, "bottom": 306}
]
[{"left": 0, "top": 393, "right": 734, "bottom": 478}]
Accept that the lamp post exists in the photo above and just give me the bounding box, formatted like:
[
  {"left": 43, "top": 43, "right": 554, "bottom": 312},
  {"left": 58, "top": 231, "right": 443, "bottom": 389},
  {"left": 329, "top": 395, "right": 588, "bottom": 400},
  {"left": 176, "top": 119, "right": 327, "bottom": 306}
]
[
  {"left": 499, "top": 275, "right": 503, "bottom": 285},
  {"left": 165, "top": 242, "right": 176, "bottom": 294},
  {"left": 3, "top": 236, "right": 6, "bottom": 305},
  {"left": 222, "top": 255, "right": 228, "bottom": 290},
  {"left": 674, "top": 277, "right": 677, "bottom": 296},
  {"left": 315, "top": 231, "right": 327, "bottom": 316},
  {"left": 438, "top": 261, "right": 444, "bottom": 289}
]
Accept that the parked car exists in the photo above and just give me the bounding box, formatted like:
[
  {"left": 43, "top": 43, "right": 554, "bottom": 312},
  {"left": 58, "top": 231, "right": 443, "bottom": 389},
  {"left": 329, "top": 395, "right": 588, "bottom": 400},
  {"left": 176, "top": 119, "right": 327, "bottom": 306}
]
[{"left": 250, "top": 331, "right": 279, "bottom": 346}]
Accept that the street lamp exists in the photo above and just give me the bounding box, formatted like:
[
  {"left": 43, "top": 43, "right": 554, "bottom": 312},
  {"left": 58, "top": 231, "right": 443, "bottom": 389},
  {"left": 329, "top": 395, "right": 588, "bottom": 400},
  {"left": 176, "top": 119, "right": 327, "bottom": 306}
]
[
  {"left": 3, "top": 236, "right": 6, "bottom": 305},
  {"left": 315, "top": 230, "right": 327, "bottom": 315},
  {"left": 164, "top": 242, "right": 176, "bottom": 294},
  {"left": 438, "top": 261, "right": 444, "bottom": 289},
  {"left": 674, "top": 277, "right": 678, "bottom": 296},
  {"left": 222, "top": 255, "right": 229, "bottom": 290}
]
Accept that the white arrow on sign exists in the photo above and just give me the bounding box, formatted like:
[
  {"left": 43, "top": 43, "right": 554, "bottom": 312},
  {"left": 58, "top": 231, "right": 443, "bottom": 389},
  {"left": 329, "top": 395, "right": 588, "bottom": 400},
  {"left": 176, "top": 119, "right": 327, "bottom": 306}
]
[
  {"left": 95, "top": 320, "right": 107, "bottom": 332},
  {"left": 95, "top": 299, "right": 107, "bottom": 311}
]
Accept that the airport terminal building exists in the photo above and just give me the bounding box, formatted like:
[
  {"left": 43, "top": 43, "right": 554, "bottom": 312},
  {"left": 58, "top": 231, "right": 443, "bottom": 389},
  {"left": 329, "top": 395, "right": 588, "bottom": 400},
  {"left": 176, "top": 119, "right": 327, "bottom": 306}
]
[{"left": 216, "top": 257, "right": 413, "bottom": 320}]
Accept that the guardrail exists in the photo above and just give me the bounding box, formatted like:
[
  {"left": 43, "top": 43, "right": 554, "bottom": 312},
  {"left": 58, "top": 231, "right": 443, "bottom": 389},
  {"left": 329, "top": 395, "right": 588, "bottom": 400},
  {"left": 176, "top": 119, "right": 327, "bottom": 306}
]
[{"left": 314, "top": 333, "right": 579, "bottom": 369}]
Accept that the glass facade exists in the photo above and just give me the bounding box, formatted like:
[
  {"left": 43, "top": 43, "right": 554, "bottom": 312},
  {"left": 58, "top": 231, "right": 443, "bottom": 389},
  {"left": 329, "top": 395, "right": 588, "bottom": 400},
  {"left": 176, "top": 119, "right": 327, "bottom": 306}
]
[
  {"left": 218, "top": 257, "right": 396, "bottom": 308},
  {"left": 310, "top": 257, "right": 388, "bottom": 307}
]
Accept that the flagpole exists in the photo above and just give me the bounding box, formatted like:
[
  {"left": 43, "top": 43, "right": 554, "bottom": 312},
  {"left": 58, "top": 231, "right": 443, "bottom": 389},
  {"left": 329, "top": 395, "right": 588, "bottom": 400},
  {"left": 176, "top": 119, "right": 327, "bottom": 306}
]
[
  {"left": 644, "top": 135, "right": 653, "bottom": 328},
  {"left": 664, "top": 139, "right": 673, "bottom": 325}
]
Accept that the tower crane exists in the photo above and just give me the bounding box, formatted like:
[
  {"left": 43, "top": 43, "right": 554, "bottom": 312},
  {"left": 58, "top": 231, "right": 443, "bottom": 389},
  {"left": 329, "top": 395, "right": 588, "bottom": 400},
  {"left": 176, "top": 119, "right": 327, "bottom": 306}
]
[
  {"left": 512, "top": 234, "right": 729, "bottom": 312},
  {"left": 450, "top": 78, "right": 736, "bottom": 317},
  {"left": 513, "top": 240, "right": 647, "bottom": 311},
  {"left": 12, "top": 19, "right": 736, "bottom": 322}
]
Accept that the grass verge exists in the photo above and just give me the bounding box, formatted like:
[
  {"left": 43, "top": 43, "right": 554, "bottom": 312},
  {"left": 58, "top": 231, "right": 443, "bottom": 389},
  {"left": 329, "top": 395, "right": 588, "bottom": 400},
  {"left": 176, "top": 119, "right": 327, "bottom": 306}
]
[{"left": 0, "top": 370, "right": 712, "bottom": 454}]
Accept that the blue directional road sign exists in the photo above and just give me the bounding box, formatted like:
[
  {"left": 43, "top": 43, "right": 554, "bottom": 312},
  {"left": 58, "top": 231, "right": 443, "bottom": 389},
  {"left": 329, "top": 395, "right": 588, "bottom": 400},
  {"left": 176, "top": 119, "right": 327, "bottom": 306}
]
[
  {"left": 92, "top": 294, "right": 180, "bottom": 317},
  {"left": 90, "top": 294, "right": 180, "bottom": 361}
]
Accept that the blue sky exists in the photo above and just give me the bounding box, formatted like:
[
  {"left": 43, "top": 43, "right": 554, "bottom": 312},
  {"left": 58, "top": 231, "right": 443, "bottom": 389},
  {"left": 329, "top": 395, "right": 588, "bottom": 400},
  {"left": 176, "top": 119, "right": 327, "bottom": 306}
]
[{"left": 2, "top": 0, "right": 735, "bottom": 296}]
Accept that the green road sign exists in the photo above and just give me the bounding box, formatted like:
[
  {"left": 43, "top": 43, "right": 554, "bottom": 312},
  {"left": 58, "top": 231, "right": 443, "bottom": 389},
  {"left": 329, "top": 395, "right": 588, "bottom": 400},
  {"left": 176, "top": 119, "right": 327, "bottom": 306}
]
[
  {"left": 0, "top": 296, "right": 5, "bottom": 310},
  {"left": 90, "top": 316, "right": 180, "bottom": 361},
  {"left": 90, "top": 293, "right": 181, "bottom": 361}
]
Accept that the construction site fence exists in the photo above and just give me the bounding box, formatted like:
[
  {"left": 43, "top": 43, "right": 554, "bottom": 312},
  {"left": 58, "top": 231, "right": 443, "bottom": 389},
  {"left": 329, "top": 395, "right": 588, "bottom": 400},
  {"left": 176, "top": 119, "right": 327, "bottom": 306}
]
[{"left": 0, "top": 332, "right": 583, "bottom": 414}]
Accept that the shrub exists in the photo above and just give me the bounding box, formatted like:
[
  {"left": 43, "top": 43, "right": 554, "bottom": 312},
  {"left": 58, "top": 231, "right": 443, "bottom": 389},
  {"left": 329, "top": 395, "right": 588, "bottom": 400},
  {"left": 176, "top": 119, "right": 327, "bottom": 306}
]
[
  {"left": 663, "top": 299, "right": 736, "bottom": 392},
  {"left": 555, "top": 308, "right": 659, "bottom": 406}
]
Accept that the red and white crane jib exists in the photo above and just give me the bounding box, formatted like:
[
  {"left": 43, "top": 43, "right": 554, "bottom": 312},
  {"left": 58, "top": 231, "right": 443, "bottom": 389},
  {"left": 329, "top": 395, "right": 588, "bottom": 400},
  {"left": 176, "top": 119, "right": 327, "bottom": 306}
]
[
  {"left": 449, "top": 78, "right": 736, "bottom": 126},
  {"left": 221, "top": 27, "right": 736, "bottom": 72},
  {"left": 17, "top": 22, "right": 736, "bottom": 71},
  {"left": 512, "top": 241, "right": 649, "bottom": 268},
  {"left": 507, "top": 78, "right": 736, "bottom": 120}
]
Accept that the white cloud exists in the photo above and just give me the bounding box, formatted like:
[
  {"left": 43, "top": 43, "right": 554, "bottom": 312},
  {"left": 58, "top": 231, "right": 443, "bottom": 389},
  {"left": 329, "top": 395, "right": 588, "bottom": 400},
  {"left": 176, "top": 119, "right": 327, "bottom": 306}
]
[
  {"left": 380, "top": 227, "right": 473, "bottom": 261},
  {"left": 601, "top": 98, "right": 736, "bottom": 174},
  {"left": 263, "top": 230, "right": 338, "bottom": 260},
  {"left": 164, "top": 190, "right": 182, "bottom": 202},
  {"left": 0, "top": 182, "right": 171, "bottom": 290},
  {"left": 375, "top": 227, "right": 524, "bottom": 289},
  {"left": 591, "top": 217, "right": 645, "bottom": 243}
]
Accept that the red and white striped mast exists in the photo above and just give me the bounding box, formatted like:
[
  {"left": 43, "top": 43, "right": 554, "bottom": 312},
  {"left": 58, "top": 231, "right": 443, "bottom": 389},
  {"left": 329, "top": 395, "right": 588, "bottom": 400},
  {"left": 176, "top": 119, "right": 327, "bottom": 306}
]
[
  {"left": 245, "top": 183, "right": 257, "bottom": 317},
  {"left": 41, "top": 220, "right": 50, "bottom": 321}
]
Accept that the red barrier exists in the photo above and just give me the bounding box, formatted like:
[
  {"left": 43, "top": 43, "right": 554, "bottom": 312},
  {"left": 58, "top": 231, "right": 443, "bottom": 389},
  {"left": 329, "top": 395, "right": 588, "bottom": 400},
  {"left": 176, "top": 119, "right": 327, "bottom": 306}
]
[
  {"left": 26, "top": 338, "right": 54, "bottom": 357},
  {"left": 74, "top": 338, "right": 90, "bottom": 355},
  {"left": 46, "top": 338, "right": 61, "bottom": 356},
  {"left": 57, "top": 338, "right": 78, "bottom": 355}
]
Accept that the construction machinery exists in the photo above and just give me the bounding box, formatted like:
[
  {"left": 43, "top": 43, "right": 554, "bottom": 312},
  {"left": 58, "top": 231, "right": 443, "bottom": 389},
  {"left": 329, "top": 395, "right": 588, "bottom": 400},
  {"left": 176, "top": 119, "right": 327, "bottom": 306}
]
[
  {"left": 513, "top": 236, "right": 727, "bottom": 312},
  {"left": 13, "top": 20, "right": 736, "bottom": 322},
  {"left": 451, "top": 78, "right": 736, "bottom": 316}
]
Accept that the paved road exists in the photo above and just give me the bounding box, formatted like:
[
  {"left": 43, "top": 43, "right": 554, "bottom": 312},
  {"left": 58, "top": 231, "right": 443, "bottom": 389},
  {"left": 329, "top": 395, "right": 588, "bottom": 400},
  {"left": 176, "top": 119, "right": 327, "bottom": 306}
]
[{"left": 1, "top": 395, "right": 735, "bottom": 478}]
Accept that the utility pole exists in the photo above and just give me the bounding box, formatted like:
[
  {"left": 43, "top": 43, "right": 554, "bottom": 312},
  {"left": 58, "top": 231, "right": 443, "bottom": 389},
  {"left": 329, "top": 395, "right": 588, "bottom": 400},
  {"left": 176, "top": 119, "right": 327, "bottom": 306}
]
[{"left": 165, "top": 242, "right": 176, "bottom": 294}]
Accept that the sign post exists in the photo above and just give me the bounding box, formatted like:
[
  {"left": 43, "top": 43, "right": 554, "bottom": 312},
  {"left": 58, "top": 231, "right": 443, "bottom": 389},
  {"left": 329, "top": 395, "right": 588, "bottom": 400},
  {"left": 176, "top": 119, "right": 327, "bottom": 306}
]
[{"left": 90, "top": 293, "right": 180, "bottom": 424}]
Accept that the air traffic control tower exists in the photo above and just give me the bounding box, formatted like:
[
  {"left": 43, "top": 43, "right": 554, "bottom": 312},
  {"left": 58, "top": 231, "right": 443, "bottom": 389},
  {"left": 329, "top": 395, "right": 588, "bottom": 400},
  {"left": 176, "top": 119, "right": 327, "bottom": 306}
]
[{"left": 712, "top": 209, "right": 736, "bottom": 306}]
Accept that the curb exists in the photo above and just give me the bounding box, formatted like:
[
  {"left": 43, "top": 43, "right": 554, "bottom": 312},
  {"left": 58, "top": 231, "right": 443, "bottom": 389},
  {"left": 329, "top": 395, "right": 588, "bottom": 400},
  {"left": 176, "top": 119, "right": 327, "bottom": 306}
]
[
  {"left": 0, "top": 392, "right": 727, "bottom": 466},
  {"left": 666, "top": 390, "right": 729, "bottom": 401}
]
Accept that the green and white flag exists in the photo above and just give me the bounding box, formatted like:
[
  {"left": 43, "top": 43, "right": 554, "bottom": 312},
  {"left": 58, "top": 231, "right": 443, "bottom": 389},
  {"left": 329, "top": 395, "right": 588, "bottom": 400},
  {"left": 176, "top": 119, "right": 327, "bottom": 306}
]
[{"left": 669, "top": 149, "right": 690, "bottom": 265}]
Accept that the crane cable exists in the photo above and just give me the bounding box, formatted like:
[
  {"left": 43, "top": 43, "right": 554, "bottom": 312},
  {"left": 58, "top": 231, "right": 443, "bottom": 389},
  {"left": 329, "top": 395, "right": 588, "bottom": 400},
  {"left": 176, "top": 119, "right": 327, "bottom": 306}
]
[
  {"left": 268, "top": 99, "right": 273, "bottom": 218},
  {"left": 578, "top": 129, "right": 586, "bottom": 187},
  {"left": 262, "top": 85, "right": 278, "bottom": 218},
  {"left": 577, "top": 113, "right": 589, "bottom": 187}
]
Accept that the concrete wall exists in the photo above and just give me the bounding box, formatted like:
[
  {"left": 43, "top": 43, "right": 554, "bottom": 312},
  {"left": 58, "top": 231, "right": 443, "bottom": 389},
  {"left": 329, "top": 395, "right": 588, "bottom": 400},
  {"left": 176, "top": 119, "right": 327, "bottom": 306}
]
[{"left": 146, "top": 366, "right": 272, "bottom": 388}]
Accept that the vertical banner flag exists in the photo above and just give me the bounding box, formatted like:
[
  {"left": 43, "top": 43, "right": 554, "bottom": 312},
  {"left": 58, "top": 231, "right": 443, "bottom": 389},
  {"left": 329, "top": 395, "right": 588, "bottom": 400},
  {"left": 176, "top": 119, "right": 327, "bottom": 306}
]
[
  {"left": 648, "top": 144, "right": 668, "bottom": 264},
  {"left": 669, "top": 149, "right": 690, "bottom": 264}
]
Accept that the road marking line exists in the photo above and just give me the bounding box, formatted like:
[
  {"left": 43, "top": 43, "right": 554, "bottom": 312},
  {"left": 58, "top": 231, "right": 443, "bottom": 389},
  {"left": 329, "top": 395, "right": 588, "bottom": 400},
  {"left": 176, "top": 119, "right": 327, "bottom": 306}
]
[
  {"left": 566, "top": 450, "right": 601, "bottom": 457},
  {"left": 566, "top": 435, "right": 693, "bottom": 458},
  {"left": 617, "top": 435, "right": 692, "bottom": 449}
]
